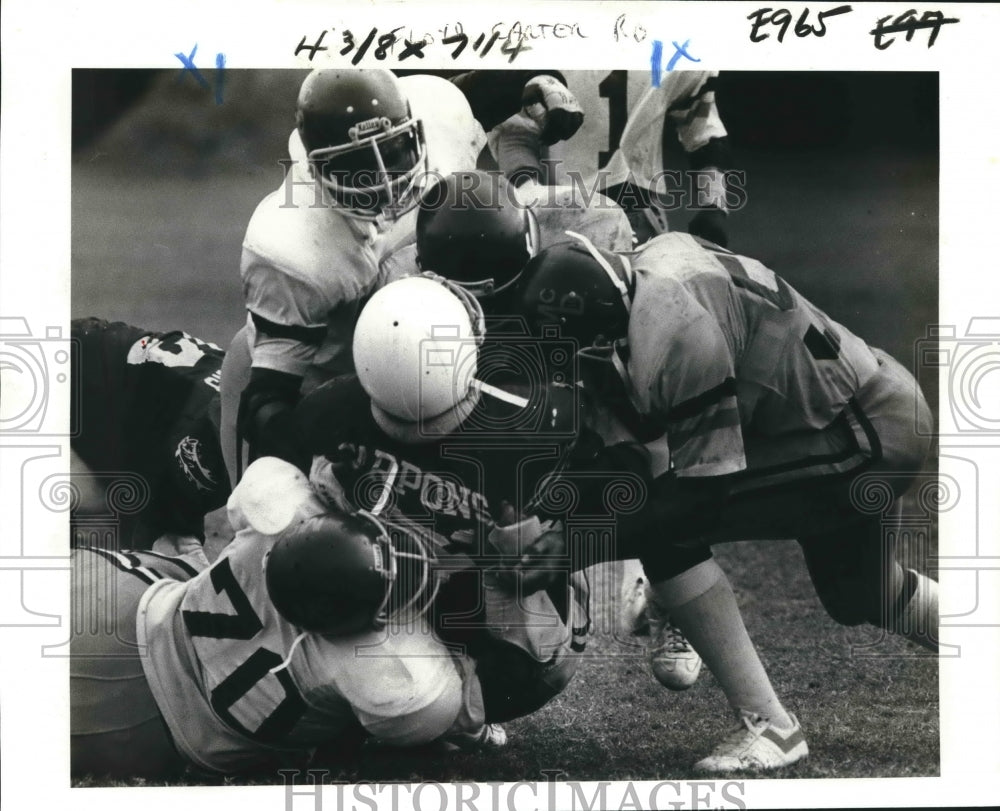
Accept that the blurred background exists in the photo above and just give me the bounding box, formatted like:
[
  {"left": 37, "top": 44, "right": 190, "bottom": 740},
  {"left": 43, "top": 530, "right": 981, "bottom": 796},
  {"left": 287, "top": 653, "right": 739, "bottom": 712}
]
[{"left": 71, "top": 70, "right": 938, "bottom": 400}]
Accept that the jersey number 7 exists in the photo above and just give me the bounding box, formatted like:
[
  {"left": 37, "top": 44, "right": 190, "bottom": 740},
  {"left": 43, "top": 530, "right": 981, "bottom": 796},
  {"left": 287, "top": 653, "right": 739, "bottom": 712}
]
[{"left": 182, "top": 558, "right": 307, "bottom": 743}]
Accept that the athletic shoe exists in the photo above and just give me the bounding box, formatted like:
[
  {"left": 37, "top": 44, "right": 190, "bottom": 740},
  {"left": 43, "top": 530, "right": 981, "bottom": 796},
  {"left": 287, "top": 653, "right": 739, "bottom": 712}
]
[
  {"left": 648, "top": 614, "right": 702, "bottom": 690},
  {"left": 440, "top": 723, "right": 508, "bottom": 753},
  {"left": 693, "top": 712, "right": 808, "bottom": 773}
]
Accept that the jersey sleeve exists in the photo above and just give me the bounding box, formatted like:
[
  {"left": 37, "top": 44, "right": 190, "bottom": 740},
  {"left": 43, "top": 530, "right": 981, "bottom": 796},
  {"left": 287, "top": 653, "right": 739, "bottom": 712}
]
[
  {"left": 240, "top": 248, "right": 331, "bottom": 378},
  {"left": 518, "top": 182, "right": 635, "bottom": 252},
  {"left": 630, "top": 279, "right": 745, "bottom": 478},
  {"left": 618, "top": 71, "right": 731, "bottom": 207},
  {"left": 240, "top": 161, "right": 381, "bottom": 384},
  {"left": 319, "top": 620, "right": 467, "bottom": 746},
  {"left": 661, "top": 71, "right": 728, "bottom": 156}
]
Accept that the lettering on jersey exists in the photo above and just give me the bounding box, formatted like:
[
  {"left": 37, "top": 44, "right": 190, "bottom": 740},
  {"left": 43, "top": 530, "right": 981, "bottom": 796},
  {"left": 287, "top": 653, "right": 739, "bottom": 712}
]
[
  {"left": 203, "top": 369, "right": 222, "bottom": 392},
  {"left": 352, "top": 445, "right": 492, "bottom": 527},
  {"left": 127, "top": 332, "right": 220, "bottom": 369}
]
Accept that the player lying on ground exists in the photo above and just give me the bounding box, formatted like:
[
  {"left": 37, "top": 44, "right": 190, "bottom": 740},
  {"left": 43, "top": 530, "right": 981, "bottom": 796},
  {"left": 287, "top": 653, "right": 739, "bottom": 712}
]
[
  {"left": 505, "top": 232, "right": 938, "bottom": 772},
  {"left": 221, "top": 69, "right": 586, "bottom": 483},
  {"left": 72, "top": 456, "right": 500, "bottom": 780},
  {"left": 71, "top": 277, "right": 591, "bottom": 780},
  {"left": 70, "top": 317, "right": 230, "bottom": 551},
  {"left": 488, "top": 70, "right": 734, "bottom": 246},
  {"left": 279, "top": 275, "right": 593, "bottom": 732}
]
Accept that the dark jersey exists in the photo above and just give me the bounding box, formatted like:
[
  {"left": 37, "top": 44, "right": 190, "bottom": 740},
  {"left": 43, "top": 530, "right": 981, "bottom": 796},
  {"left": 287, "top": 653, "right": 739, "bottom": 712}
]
[
  {"left": 71, "top": 318, "right": 230, "bottom": 540},
  {"left": 288, "top": 373, "right": 597, "bottom": 721},
  {"left": 288, "top": 374, "right": 581, "bottom": 554}
]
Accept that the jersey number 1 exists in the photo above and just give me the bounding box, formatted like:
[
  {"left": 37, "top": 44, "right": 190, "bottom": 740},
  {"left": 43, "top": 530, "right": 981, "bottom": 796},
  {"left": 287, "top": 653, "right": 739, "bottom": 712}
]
[{"left": 598, "top": 70, "right": 628, "bottom": 170}]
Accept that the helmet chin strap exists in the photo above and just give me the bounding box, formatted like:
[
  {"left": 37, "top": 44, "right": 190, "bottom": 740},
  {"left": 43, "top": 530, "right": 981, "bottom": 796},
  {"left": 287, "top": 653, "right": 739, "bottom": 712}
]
[
  {"left": 564, "top": 230, "right": 634, "bottom": 314},
  {"left": 370, "top": 382, "right": 483, "bottom": 444}
]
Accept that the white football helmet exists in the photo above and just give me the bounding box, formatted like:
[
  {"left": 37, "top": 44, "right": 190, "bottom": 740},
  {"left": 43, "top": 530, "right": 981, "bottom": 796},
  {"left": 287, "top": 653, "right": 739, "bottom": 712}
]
[{"left": 353, "top": 275, "right": 485, "bottom": 430}]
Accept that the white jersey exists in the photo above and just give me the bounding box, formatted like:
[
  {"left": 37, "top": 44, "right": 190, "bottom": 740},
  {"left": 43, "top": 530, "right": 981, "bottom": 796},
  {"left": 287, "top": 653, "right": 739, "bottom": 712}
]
[
  {"left": 240, "top": 75, "right": 486, "bottom": 392},
  {"left": 137, "top": 459, "right": 478, "bottom": 774},
  {"left": 544, "top": 70, "right": 727, "bottom": 196}
]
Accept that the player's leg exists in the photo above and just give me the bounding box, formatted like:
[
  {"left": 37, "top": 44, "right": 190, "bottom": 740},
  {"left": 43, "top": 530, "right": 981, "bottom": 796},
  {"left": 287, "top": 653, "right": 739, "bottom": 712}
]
[
  {"left": 640, "top": 539, "right": 806, "bottom": 771},
  {"left": 70, "top": 548, "right": 187, "bottom": 779},
  {"left": 799, "top": 508, "right": 937, "bottom": 651},
  {"left": 618, "top": 558, "right": 649, "bottom": 634},
  {"left": 800, "top": 348, "right": 938, "bottom": 650}
]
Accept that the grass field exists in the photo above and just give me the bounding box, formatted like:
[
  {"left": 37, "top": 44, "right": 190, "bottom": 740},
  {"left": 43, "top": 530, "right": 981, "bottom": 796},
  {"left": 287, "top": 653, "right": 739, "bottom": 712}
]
[{"left": 71, "top": 108, "right": 940, "bottom": 783}]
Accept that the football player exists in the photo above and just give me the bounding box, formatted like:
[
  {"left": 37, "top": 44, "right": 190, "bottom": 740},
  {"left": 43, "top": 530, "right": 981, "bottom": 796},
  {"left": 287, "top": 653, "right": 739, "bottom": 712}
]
[
  {"left": 510, "top": 232, "right": 939, "bottom": 772},
  {"left": 393, "top": 170, "right": 700, "bottom": 684},
  {"left": 280, "top": 275, "right": 597, "bottom": 728},
  {"left": 70, "top": 317, "right": 230, "bottom": 552},
  {"left": 70, "top": 455, "right": 482, "bottom": 779},
  {"left": 379, "top": 169, "right": 634, "bottom": 313},
  {"left": 221, "top": 69, "right": 585, "bottom": 486},
  {"left": 489, "top": 70, "right": 733, "bottom": 246}
]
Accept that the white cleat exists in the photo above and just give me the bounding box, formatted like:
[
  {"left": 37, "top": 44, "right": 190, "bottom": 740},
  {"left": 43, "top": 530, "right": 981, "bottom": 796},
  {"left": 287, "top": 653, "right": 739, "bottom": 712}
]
[
  {"left": 648, "top": 616, "right": 702, "bottom": 690},
  {"left": 440, "top": 723, "right": 508, "bottom": 753},
  {"left": 694, "top": 712, "right": 808, "bottom": 773}
]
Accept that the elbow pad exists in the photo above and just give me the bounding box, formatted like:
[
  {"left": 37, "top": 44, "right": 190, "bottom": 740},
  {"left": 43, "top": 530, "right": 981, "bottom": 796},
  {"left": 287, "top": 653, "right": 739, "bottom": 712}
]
[{"left": 237, "top": 368, "right": 304, "bottom": 464}]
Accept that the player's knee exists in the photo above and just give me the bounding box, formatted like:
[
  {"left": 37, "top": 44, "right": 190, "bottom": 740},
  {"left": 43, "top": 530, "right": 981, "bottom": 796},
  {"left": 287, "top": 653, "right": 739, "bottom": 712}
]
[
  {"left": 638, "top": 543, "right": 713, "bottom": 585},
  {"left": 811, "top": 577, "right": 870, "bottom": 627}
]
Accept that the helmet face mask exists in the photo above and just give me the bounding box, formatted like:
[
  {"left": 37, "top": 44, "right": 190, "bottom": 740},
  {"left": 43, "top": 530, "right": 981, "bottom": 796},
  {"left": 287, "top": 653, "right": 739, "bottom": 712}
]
[
  {"left": 296, "top": 69, "right": 428, "bottom": 223},
  {"left": 356, "top": 510, "right": 440, "bottom": 628},
  {"left": 307, "top": 118, "right": 427, "bottom": 221},
  {"left": 264, "top": 510, "right": 439, "bottom": 636}
]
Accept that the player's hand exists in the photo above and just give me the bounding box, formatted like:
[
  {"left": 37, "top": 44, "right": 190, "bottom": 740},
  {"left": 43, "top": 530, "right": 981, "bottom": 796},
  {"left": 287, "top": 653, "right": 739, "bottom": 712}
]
[
  {"left": 495, "top": 526, "right": 568, "bottom": 595},
  {"left": 688, "top": 206, "right": 729, "bottom": 248},
  {"left": 521, "top": 75, "right": 584, "bottom": 145}
]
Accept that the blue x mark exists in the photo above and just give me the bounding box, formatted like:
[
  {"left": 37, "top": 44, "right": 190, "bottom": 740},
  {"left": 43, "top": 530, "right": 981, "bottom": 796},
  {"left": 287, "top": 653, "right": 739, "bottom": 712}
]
[
  {"left": 651, "top": 39, "right": 701, "bottom": 87},
  {"left": 175, "top": 43, "right": 210, "bottom": 90}
]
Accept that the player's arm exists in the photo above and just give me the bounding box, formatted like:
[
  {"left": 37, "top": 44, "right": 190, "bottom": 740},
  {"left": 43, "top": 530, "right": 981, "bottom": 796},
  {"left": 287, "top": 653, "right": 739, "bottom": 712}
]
[
  {"left": 237, "top": 262, "right": 329, "bottom": 463},
  {"left": 665, "top": 73, "right": 735, "bottom": 247},
  {"left": 470, "top": 71, "right": 584, "bottom": 187}
]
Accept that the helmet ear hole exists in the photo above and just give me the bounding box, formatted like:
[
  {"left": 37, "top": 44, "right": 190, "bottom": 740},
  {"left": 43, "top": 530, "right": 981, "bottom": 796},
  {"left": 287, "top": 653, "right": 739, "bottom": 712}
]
[
  {"left": 516, "top": 241, "right": 631, "bottom": 351},
  {"left": 353, "top": 276, "right": 481, "bottom": 424}
]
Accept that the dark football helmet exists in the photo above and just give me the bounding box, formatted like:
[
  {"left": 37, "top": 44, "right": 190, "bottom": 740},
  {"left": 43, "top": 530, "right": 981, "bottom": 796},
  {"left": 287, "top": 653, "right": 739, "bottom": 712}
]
[
  {"left": 416, "top": 171, "right": 540, "bottom": 302},
  {"left": 265, "top": 509, "right": 438, "bottom": 636},
  {"left": 296, "top": 69, "right": 427, "bottom": 221},
  {"left": 515, "top": 233, "right": 634, "bottom": 351}
]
